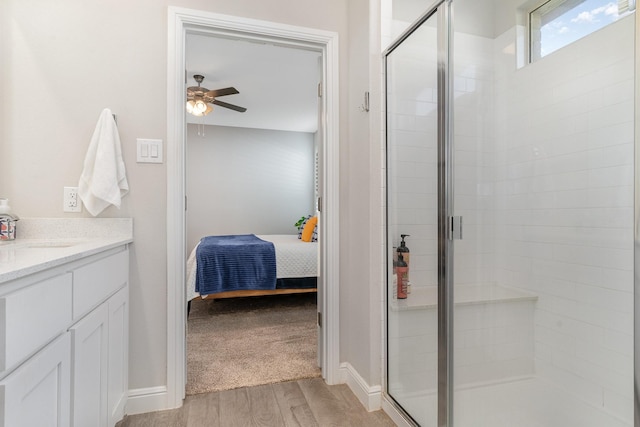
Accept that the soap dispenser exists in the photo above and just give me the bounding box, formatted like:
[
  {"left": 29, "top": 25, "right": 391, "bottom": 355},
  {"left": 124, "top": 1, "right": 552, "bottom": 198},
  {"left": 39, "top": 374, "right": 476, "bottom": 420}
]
[
  {"left": 397, "top": 234, "right": 410, "bottom": 267},
  {"left": 0, "top": 198, "right": 19, "bottom": 241}
]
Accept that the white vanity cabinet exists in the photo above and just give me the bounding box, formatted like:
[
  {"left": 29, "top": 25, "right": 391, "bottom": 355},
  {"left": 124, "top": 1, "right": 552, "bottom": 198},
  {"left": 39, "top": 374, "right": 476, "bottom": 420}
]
[{"left": 0, "top": 245, "right": 129, "bottom": 427}]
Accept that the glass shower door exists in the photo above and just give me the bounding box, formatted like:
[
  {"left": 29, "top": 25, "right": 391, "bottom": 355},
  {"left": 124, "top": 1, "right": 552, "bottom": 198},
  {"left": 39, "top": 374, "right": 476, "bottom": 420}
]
[
  {"left": 386, "top": 0, "right": 635, "bottom": 425},
  {"left": 386, "top": 6, "right": 442, "bottom": 426}
]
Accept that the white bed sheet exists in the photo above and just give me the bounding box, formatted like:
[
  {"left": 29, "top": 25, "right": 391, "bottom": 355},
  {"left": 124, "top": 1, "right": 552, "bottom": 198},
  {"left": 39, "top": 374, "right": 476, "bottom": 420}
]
[{"left": 186, "top": 234, "right": 318, "bottom": 301}]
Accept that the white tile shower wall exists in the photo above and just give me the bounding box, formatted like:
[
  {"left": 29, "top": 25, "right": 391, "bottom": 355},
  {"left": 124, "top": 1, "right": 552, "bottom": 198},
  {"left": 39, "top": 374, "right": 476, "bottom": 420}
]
[
  {"left": 385, "top": 22, "right": 440, "bottom": 407},
  {"left": 388, "top": 298, "right": 535, "bottom": 397},
  {"left": 387, "top": 24, "right": 538, "bottom": 394},
  {"left": 453, "top": 32, "right": 497, "bottom": 286},
  {"left": 386, "top": 24, "right": 439, "bottom": 289},
  {"left": 492, "top": 16, "right": 634, "bottom": 423},
  {"left": 388, "top": 27, "right": 498, "bottom": 290}
]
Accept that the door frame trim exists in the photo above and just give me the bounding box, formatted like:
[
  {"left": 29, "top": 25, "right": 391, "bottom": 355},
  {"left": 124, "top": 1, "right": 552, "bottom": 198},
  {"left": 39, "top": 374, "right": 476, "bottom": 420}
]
[{"left": 166, "top": 7, "right": 341, "bottom": 408}]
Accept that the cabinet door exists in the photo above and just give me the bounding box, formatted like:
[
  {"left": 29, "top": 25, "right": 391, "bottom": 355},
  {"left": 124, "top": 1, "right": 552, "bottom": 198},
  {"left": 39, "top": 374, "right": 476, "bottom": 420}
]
[
  {"left": 70, "top": 303, "right": 109, "bottom": 427},
  {"left": 107, "top": 287, "right": 128, "bottom": 427},
  {"left": 0, "top": 332, "right": 71, "bottom": 427}
]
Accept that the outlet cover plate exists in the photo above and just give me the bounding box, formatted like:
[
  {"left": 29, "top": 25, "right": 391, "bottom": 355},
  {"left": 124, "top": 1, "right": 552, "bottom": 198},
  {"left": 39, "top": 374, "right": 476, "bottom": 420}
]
[{"left": 63, "top": 187, "right": 81, "bottom": 212}]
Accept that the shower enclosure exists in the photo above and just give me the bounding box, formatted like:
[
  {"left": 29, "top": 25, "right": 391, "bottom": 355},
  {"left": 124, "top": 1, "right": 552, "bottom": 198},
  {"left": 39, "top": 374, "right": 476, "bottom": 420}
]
[{"left": 385, "top": 0, "right": 635, "bottom": 425}]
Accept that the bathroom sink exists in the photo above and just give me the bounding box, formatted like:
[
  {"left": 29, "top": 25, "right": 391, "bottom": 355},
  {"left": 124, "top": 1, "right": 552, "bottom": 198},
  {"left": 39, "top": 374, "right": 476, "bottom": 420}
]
[
  {"left": 0, "top": 240, "right": 85, "bottom": 249},
  {"left": 26, "top": 242, "right": 78, "bottom": 248}
]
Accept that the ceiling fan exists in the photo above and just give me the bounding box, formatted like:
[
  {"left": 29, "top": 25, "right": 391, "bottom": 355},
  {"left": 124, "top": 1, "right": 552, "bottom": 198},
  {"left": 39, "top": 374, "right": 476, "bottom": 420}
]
[{"left": 186, "top": 74, "right": 247, "bottom": 116}]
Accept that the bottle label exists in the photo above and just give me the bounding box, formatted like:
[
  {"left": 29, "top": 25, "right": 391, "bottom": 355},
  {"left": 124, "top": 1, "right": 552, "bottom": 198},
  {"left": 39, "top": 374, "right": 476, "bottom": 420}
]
[{"left": 397, "top": 270, "right": 408, "bottom": 299}]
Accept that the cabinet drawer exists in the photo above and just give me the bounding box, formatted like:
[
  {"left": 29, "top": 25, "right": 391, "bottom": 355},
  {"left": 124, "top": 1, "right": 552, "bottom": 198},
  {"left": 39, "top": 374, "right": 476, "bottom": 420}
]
[
  {"left": 0, "top": 273, "right": 73, "bottom": 373},
  {"left": 73, "top": 250, "right": 128, "bottom": 320}
]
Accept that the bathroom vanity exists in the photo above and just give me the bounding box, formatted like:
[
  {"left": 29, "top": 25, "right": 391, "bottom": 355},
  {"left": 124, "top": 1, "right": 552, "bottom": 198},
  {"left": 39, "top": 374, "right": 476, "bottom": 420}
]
[{"left": 0, "top": 218, "right": 132, "bottom": 427}]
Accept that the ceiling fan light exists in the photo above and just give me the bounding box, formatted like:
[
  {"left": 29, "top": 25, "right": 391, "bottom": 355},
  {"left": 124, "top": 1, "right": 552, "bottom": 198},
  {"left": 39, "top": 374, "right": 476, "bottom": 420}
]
[
  {"left": 186, "top": 100, "right": 195, "bottom": 114},
  {"left": 194, "top": 99, "right": 207, "bottom": 113}
]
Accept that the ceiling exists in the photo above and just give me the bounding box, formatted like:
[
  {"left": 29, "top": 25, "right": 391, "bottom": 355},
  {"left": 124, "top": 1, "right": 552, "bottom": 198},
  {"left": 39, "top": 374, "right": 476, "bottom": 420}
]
[{"left": 185, "top": 34, "right": 321, "bottom": 133}]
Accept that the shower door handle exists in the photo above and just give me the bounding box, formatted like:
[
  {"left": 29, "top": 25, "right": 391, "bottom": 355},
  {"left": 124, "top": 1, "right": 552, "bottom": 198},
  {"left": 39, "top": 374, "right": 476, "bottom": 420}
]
[{"left": 449, "top": 216, "right": 463, "bottom": 240}]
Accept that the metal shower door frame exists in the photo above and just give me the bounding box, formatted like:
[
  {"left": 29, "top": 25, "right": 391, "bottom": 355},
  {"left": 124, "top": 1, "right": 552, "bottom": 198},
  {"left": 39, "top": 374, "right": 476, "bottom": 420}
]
[{"left": 383, "top": 1, "right": 454, "bottom": 426}]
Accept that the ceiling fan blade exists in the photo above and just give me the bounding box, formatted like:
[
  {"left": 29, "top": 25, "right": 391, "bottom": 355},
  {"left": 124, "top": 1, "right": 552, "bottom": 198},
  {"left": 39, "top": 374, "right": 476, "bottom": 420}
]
[
  {"left": 212, "top": 99, "right": 247, "bottom": 113},
  {"left": 206, "top": 87, "right": 239, "bottom": 98}
]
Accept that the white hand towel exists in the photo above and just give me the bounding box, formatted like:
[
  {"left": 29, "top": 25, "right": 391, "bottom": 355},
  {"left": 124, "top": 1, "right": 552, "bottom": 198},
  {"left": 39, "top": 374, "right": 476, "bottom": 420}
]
[{"left": 78, "top": 108, "right": 129, "bottom": 216}]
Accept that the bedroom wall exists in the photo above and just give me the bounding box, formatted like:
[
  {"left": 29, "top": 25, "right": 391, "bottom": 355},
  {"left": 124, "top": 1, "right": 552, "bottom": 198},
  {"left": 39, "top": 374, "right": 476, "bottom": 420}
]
[{"left": 185, "top": 124, "right": 315, "bottom": 252}]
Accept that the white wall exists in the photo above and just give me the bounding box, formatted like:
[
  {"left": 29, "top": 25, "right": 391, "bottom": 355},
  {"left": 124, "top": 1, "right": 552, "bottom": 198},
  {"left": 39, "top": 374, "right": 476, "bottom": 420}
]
[
  {"left": 1, "top": 0, "right": 387, "bottom": 408},
  {"left": 340, "top": 0, "right": 379, "bottom": 389},
  {"left": 186, "top": 124, "right": 315, "bottom": 252}
]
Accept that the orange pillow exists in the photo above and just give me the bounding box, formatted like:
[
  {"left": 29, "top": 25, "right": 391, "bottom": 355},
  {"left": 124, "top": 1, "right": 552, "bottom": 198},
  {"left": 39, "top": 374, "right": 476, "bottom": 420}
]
[{"left": 301, "top": 216, "right": 318, "bottom": 242}]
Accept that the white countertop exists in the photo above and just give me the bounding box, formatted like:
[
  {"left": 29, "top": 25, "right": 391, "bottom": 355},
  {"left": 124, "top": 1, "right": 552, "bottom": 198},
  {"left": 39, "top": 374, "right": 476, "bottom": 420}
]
[{"left": 0, "top": 218, "right": 133, "bottom": 283}]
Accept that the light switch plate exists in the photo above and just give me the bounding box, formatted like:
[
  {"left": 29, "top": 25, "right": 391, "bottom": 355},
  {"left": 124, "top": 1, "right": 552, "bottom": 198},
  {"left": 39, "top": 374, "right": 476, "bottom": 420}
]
[{"left": 137, "top": 138, "right": 163, "bottom": 163}]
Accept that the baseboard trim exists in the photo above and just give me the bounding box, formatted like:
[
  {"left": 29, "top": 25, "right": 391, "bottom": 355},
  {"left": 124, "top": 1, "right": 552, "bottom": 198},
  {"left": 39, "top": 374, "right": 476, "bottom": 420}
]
[
  {"left": 126, "top": 386, "right": 175, "bottom": 416},
  {"left": 339, "top": 362, "right": 382, "bottom": 411}
]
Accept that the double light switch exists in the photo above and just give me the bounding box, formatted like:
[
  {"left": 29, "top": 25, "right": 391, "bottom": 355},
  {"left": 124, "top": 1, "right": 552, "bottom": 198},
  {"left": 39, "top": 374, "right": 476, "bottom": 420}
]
[{"left": 136, "top": 138, "right": 163, "bottom": 164}]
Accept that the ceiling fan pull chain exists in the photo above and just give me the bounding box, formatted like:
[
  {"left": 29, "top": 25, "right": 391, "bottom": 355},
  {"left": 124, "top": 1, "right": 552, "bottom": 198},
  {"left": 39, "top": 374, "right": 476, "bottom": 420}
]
[{"left": 197, "top": 120, "right": 205, "bottom": 137}]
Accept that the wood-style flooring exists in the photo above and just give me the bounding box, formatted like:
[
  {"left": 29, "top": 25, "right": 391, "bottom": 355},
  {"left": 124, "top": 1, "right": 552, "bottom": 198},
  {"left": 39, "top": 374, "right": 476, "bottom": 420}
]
[{"left": 117, "top": 378, "right": 396, "bottom": 427}]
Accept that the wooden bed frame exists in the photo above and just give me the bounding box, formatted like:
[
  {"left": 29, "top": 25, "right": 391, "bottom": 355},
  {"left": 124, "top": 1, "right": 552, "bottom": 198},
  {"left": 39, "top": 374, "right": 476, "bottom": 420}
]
[{"left": 201, "top": 287, "right": 317, "bottom": 300}]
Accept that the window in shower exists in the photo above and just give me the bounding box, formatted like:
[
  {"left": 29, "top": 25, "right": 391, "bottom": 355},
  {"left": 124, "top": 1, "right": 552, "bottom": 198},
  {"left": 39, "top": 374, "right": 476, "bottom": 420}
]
[{"left": 529, "top": 0, "right": 635, "bottom": 61}]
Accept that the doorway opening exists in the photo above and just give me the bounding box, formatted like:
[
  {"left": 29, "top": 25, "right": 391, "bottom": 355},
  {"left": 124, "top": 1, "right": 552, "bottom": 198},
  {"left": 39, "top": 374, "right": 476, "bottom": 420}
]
[
  {"left": 184, "top": 33, "right": 323, "bottom": 394},
  {"left": 167, "top": 8, "right": 340, "bottom": 408}
]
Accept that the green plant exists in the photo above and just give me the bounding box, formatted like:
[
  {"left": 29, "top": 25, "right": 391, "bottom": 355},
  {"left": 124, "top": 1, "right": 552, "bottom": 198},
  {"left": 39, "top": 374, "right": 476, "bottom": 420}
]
[{"left": 294, "top": 216, "right": 307, "bottom": 228}]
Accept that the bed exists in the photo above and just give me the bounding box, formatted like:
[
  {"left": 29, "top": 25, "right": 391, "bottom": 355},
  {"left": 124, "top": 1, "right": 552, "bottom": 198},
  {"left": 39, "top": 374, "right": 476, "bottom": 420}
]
[{"left": 186, "top": 234, "right": 318, "bottom": 301}]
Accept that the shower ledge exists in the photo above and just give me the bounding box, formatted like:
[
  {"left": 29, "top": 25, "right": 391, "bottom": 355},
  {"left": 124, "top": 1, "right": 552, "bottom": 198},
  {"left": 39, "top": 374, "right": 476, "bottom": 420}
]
[{"left": 391, "top": 284, "right": 537, "bottom": 311}]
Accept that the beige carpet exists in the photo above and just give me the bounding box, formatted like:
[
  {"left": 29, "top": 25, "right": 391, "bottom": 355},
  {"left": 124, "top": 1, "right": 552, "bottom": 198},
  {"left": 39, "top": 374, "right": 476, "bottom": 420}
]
[{"left": 186, "top": 293, "right": 321, "bottom": 395}]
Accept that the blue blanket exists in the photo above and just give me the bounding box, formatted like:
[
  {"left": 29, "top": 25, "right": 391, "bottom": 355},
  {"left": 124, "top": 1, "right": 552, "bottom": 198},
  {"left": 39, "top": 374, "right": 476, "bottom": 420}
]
[{"left": 195, "top": 234, "right": 277, "bottom": 295}]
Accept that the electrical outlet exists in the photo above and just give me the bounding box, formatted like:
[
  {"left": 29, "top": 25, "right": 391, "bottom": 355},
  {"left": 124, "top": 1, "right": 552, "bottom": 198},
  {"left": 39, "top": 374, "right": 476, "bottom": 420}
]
[{"left": 63, "top": 187, "right": 81, "bottom": 212}]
